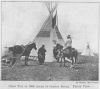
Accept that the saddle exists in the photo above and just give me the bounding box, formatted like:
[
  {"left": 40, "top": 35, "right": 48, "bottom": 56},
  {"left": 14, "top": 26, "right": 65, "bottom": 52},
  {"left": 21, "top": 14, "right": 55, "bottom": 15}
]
[{"left": 62, "top": 47, "right": 73, "bottom": 54}]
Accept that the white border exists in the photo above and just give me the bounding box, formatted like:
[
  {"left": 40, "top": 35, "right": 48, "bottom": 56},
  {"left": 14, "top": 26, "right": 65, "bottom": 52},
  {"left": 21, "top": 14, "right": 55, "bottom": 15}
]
[{"left": 0, "top": 0, "right": 99, "bottom": 89}]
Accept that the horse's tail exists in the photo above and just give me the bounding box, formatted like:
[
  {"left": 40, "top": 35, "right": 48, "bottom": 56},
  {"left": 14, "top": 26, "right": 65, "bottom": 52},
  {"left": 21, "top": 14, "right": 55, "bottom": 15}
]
[
  {"left": 75, "top": 49, "right": 79, "bottom": 59},
  {"left": 72, "top": 49, "right": 78, "bottom": 58},
  {"left": 76, "top": 49, "right": 78, "bottom": 55}
]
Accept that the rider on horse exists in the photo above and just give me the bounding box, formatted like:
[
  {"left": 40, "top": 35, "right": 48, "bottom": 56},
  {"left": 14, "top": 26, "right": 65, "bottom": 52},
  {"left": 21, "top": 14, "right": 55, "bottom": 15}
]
[
  {"left": 63, "top": 35, "right": 72, "bottom": 53},
  {"left": 55, "top": 35, "right": 78, "bottom": 68}
]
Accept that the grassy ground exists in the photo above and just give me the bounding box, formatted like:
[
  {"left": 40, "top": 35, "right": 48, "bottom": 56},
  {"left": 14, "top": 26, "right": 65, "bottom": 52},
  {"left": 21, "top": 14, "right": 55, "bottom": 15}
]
[{"left": 1, "top": 54, "right": 99, "bottom": 81}]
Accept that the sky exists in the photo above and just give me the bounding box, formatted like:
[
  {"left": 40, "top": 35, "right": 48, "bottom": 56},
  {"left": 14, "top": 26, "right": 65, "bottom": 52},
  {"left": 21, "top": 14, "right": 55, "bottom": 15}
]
[{"left": 1, "top": 2, "right": 99, "bottom": 53}]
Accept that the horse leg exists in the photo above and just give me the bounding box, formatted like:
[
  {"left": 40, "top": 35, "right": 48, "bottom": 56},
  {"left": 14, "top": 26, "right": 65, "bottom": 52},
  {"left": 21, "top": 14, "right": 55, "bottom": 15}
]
[
  {"left": 60, "top": 57, "right": 62, "bottom": 67},
  {"left": 72, "top": 57, "right": 74, "bottom": 65},
  {"left": 12, "top": 58, "right": 15, "bottom": 66},
  {"left": 57, "top": 58, "right": 59, "bottom": 63},
  {"left": 12, "top": 54, "right": 16, "bottom": 66},
  {"left": 70, "top": 56, "right": 74, "bottom": 68},
  {"left": 26, "top": 56, "right": 28, "bottom": 65},
  {"left": 74, "top": 57, "right": 76, "bottom": 64},
  {"left": 75, "top": 55, "right": 77, "bottom": 64},
  {"left": 63, "top": 57, "right": 65, "bottom": 67},
  {"left": 25, "top": 56, "right": 28, "bottom": 65}
]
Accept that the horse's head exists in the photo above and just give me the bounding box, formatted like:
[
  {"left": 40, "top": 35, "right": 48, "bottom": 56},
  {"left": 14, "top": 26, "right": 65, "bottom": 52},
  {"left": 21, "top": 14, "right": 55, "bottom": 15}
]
[
  {"left": 8, "top": 47, "right": 14, "bottom": 53},
  {"left": 29, "top": 42, "right": 37, "bottom": 50},
  {"left": 56, "top": 43, "right": 63, "bottom": 50},
  {"left": 59, "top": 45, "right": 63, "bottom": 49}
]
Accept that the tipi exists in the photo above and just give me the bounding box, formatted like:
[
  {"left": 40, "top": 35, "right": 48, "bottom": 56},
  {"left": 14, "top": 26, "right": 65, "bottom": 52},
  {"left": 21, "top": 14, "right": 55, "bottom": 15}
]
[
  {"left": 81, "top": 42, "right": 94, "bottom": 56},
  {"left": 32, "top": 3, "right": 65, "bottom": 62}
]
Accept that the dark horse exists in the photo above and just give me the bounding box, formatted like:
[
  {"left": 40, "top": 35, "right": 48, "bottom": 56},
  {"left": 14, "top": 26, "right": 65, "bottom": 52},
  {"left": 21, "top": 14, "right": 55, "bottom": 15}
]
[
  {"left": 9, "top": 42, "right": 37, "bottom": 66},
  {"left": 55, "top": 43, "right": 78, "bottom": 67}
]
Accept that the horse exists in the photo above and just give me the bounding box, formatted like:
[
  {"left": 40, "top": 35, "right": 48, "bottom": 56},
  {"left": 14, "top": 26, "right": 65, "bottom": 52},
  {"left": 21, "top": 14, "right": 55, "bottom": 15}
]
[
  {"left": 8, "top": 42, "right": 37, "bottom": 66},
  {"left": 56, "top": 43, "right": 78, "bottom": 67}
]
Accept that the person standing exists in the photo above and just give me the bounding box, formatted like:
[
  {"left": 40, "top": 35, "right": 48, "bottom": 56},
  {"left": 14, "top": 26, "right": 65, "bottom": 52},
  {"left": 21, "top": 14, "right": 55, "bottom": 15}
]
[{"left": 38, "top": 45, "right": 47, "bottom": 64}]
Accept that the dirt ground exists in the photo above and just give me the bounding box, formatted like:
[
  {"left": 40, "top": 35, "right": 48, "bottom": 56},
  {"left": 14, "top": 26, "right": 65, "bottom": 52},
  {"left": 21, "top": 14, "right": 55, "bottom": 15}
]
[{"left": 1, "top": 54, "right": 99, "bottom": 81}]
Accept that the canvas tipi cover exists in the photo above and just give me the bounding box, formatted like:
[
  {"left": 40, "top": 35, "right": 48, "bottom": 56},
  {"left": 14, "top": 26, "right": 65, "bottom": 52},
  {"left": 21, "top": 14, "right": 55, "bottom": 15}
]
[
  {"left": 32, "top": 4, "right": 65, "bottom": 62},
  {"left": 81, "top": 43, "right": 94, "bottom": 56}
]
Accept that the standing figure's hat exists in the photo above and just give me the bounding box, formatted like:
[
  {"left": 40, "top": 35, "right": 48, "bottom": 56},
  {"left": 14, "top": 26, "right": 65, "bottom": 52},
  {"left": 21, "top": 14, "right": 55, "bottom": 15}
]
[
  {"left": 42, "top": 45, "right": 45, "bottom": 47},
  {"left": 67, "top": 35, "right": 72, "bottom": 38}
]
